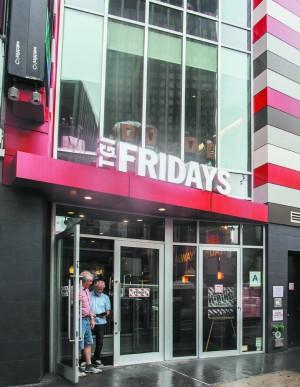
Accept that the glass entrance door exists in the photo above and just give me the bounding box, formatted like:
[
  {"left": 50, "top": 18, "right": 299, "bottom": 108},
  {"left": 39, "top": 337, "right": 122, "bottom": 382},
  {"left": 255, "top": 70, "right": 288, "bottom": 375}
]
[
  {"left": 201, "top": 248, "right": 241, "bottom": 355},
  {"left": 55, "top": 224, "right": 80, "bottom": 383},
  {"left": 114, "top": 241, "right": 164, "bottom": 365}
]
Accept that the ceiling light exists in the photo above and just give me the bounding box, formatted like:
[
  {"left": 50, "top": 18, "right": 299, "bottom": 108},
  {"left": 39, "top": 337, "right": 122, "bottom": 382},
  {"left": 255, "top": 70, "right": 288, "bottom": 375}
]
[
  {"left": 67, "top": 211, "right": 75, "bottom": 215},
  {"left": 70, "top": 190, "right": 77, "bottom": 196},
  {"left": 123, "top": 219, "right": 129, "bottom": 223},
  {"left": 84, "top": 196, "right": 92, "bottom": 200},
  {"left": 79, "top": 214, "right": 85, "bottom": 218},
  {"left": 158, "top": 208, "right": 166, "bottom": 212},
  {"left": 90, "top": 240, "right": 95, "bottom": 243},
  {"left": 137, "top": 219, "right": 143, "bottom": 222},
  {"left": 100, "top": 232, "right": 104, "bottom": 235}
]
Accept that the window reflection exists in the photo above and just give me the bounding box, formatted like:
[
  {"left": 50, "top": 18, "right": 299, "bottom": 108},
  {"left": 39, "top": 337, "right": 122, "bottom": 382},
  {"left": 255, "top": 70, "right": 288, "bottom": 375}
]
[
  {"left": 187, "top": 14, "right": 218, "bottom": 41},
  {"left": 221, "top": 0, "right": 250, "bottom": 27},
  {"left": 173, "top": 220, "right": 197, "bottom": 243},
  {"left": 149, "top": 4, "right": 183, "bottom": 32},
  {"left": 200, "top": 223, "right": 239, "bottom": 244},
  {"left": 58, "top": 9, "right": 102, "bottom": 164},
  {"left": 187, "top": 0, "right": 218, "bottom": 16},
  {"left": 173, "top": 246, "right": 196, "bottom": 356},
  {"left": 185, "top": 40, "right": 217, "bottom": 165},
  {"left": 109, "top": 0, "right": 145, "bottom": 22},
  {"left": 146, "top": 31, "right": 182, "bottom": 156},
  {"left": 220, "top": 48, "right": 250, "bottom": 171},
  {"left": 104, "top": 22, "right": 144, "bottom": 143}
]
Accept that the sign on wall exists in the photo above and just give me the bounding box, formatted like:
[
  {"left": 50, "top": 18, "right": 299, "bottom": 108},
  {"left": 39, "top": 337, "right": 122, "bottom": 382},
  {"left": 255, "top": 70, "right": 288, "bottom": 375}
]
[{"left": 97, "top": 137, "right": 231, "bottom": 196}]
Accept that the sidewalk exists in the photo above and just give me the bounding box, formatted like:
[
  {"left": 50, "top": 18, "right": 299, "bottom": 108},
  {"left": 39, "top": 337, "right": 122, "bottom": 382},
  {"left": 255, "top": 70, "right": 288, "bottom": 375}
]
[{"left": 13, "top": 348, "right": 300, "bottom": 387}]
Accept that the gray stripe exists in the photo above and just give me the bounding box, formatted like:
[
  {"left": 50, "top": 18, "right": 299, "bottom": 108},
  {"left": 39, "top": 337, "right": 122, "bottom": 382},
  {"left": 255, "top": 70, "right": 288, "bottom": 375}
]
[
  {"left": 254, "top": 51, "right": 300, "bottom": 84},
  {"left": 255, "top": 107, "right": 300, "bottom": 135},
  {"left": 269, "top": 203, "right": 300, "bottom": 227},
  {"left": 254, "top": 51, "right": 267, "bottom": 78}
]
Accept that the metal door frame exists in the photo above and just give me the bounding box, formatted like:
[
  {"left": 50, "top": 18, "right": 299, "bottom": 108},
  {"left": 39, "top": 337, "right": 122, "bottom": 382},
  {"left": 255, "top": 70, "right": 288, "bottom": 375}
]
[
  {"left": 114, "top": 239, "right": 165, "bottom": 365},
  {"left": 55, "top": 224, "right": 81, "bottom": 383},
  {"left": 199, "top": 245, "right": 241, "bottom": 358}
]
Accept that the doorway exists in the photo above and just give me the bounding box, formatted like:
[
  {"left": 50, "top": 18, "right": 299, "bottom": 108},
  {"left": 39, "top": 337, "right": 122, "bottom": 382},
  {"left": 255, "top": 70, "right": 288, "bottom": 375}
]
[
  {"left": 288, "top": 252, "right": 300, "bottom": 347},
  {"left": 201, "top": 248, "right": 241, "bottom": 355},
  {"left": 54, "top": 223, "right": 164, "bottom": 383}
]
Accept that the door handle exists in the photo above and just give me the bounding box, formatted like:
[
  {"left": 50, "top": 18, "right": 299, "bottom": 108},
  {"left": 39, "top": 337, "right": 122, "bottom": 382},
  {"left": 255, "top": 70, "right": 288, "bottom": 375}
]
[
  {"left": 68, "top": 278, "right": 73, "bottom": 342},
  {"left": 78, "top": 279, "right": 83, "bottom": 341}
]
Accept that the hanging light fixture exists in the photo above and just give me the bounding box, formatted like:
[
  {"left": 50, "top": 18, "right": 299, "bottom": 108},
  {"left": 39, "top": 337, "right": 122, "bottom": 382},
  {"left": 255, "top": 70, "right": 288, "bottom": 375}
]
[{"left": 216, "top": 257, "right": 224, "bottom": 280}]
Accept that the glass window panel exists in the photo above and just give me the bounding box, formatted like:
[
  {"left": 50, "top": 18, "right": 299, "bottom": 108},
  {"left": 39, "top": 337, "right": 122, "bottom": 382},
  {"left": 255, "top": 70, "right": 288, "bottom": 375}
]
[
  {"left": 149, "top": 4, "right": 183, "bottom": 32},
  {"left": 185, "top": 40, "right": 217, "bottom": 165},
  {"left": 187, "top": 0, "right": 218, "bottom": 16},
  {"left": 104, "top": 22, "right": 144, "bottom": 143},
  {"left": 221, "top": 24, "right": 250, "bottom": 51},
  {"left": 203, "top": 250, "right": 237, "bottom": 352},
  {"left": 187, "top": 14, "right": 218, "bottom": 41},
  {"left": 160, "top": 0, "right": 182, "bottom": 6},
  {"left": 220, "top": 48, "right": 250, "bottom": 171},
  {"left": 109, "top": 0, "right": 145, "bottom": 22},
  {"left": 221, "top": 0, "right": 250, "bottom": 27},
  {"left": 173, "top": 246, "right": 196, "bottom": 356},
  {"left": 228, "top": 173, "right": 251, "bottom": 199},
  {"left": 62, "top": 210, "right": 165, "bottom": 240},
  {"left": 58, "top": 9, "right": 102, "bottom": 163},
  {"left": 200, "top": 223, "right": 239, "bottom": 244},
  {"left": 242, "top": 249, "right": 263, "bottom": 352},
  {"left": 173, "top": 220, "right": 197, "bottom": 242},
  {"left": 120, "top": 246, "right": 159, "bottom": 354},
  {"left": 65, "top": 0, "right": 105, "bottom": 13},
  {"left": 146, "top": 31, "right": 182, "bottom": 156},
  {"left": 243, "top": 225, "right": 263, "bottom": 246}
]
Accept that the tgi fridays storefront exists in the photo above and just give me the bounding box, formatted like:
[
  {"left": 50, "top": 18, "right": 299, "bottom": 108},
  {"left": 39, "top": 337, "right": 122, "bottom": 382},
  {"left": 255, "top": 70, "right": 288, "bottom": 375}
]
[{"left": 6, "top": 147, "right": 267, "bottom": 383}]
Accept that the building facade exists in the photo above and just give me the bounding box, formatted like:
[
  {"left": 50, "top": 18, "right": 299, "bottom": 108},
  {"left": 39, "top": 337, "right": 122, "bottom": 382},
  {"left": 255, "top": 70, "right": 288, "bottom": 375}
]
[{"left": 0, "top": 0, "right": 298, "bottom": 386}]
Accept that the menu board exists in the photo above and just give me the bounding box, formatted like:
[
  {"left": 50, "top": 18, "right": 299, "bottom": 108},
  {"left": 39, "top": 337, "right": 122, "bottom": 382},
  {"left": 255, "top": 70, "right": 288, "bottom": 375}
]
[{"left": 208, "top": 286, "right": 235, "bottom": 318}]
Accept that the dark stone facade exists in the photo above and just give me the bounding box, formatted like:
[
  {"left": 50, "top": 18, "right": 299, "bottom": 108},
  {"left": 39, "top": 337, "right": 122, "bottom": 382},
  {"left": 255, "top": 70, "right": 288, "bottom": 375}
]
[{"left": 0, "top": 160, "right": 50, "bottom": 386}]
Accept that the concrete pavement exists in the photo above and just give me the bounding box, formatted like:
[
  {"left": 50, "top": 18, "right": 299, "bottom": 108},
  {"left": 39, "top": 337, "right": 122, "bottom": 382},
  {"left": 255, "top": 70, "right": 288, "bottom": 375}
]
[{"left": 11, "top": 348, "right": 300, "bottom": 387}]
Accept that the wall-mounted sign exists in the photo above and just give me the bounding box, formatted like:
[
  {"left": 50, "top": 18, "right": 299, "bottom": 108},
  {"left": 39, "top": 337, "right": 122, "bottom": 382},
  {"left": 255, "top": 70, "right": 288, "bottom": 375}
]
[
  {"left": 249, "top": 271, "right": 261, "bottom": 287},
  {"left": 289, "top": 282, "right": 295, "bottom": 291},
  {"left": 274, "top": 298, "right": 282, "bottom": 308},
  {"left": 273, "top": 286, "right": 284, "bottom": 298},
  {"left": 129, "top": 288, "right": 150, "bottom": 298},
  {"left": 97, "top": 138, "right": 231, "bottom": 196},
  {"left": 272, "top": 309, "right": 283, "bottom": 321}
]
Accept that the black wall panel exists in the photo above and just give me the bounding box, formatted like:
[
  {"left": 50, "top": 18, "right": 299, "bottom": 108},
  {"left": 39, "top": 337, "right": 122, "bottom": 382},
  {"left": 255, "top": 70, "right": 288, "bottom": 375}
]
[
  {"left": 267, "top": 224, "right": 300, "bottom": 353},
  {"left": 0, "top": 162, "right": 49, "bottom": 386}
]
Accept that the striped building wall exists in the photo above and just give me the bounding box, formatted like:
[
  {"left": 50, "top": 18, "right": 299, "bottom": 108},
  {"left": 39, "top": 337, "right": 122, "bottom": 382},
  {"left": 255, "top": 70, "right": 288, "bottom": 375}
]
[{"left": 253, "top": 0, "right": 300, "bottom": 226}]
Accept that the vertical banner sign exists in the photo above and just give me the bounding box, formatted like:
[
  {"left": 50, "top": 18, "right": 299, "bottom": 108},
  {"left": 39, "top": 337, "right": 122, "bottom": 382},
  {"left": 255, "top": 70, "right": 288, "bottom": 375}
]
[{"left": 8, "top": 0, "right": 48, "bottom": 81}]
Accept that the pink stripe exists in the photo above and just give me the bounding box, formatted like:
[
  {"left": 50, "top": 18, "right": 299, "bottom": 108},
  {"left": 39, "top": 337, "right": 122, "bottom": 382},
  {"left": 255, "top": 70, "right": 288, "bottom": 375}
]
[
  {"left": 269, "top": 88, "right": 300, "bottom": 118},
  {"left": 272, "top": 0, "right": 300, "bottom": 18},
  {"left": 268, "top": 16, "right": 300, "bottom": 50}
]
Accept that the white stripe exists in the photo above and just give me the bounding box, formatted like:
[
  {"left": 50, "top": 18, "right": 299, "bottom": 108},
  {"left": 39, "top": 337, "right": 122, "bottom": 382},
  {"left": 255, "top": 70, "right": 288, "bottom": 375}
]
[
  {"left": 254, "top": 69, "right": 300, "bottom": 100},
  {"left": 254, "top": 144, "right": 300, "bottom": 170},
  {"left": 255, "top": 126, "right": 300, "bottom": 153},
  {"left": 254, "top": 184, "right": 300, "bottom": 208},
  {"left": 253, "top": 0, "right": 300, "bottom": 33},
  {"left": 268, "top": 0, "right": 300, "bottom": 34},
  {"left": 254, "top": 33, "right": 300, "bottom": 67},
  {"left": 253, "top": 0, "right": 267, "bottom": 25}
]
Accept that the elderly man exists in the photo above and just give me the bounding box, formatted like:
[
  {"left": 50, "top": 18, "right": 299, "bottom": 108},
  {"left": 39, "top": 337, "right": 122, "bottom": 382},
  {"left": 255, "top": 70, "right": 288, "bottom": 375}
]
[
  {"left": 90, "top": 279, "right": 111, "bottom": 366},
  {"left": 80, "top": 271, "right": 102, "bottom": 374}
]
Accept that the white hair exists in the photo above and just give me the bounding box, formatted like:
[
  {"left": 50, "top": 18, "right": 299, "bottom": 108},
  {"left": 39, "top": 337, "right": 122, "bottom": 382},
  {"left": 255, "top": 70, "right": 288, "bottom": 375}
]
[{"left": 80, "top": 271, "right": 94, "bottom": 282}]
